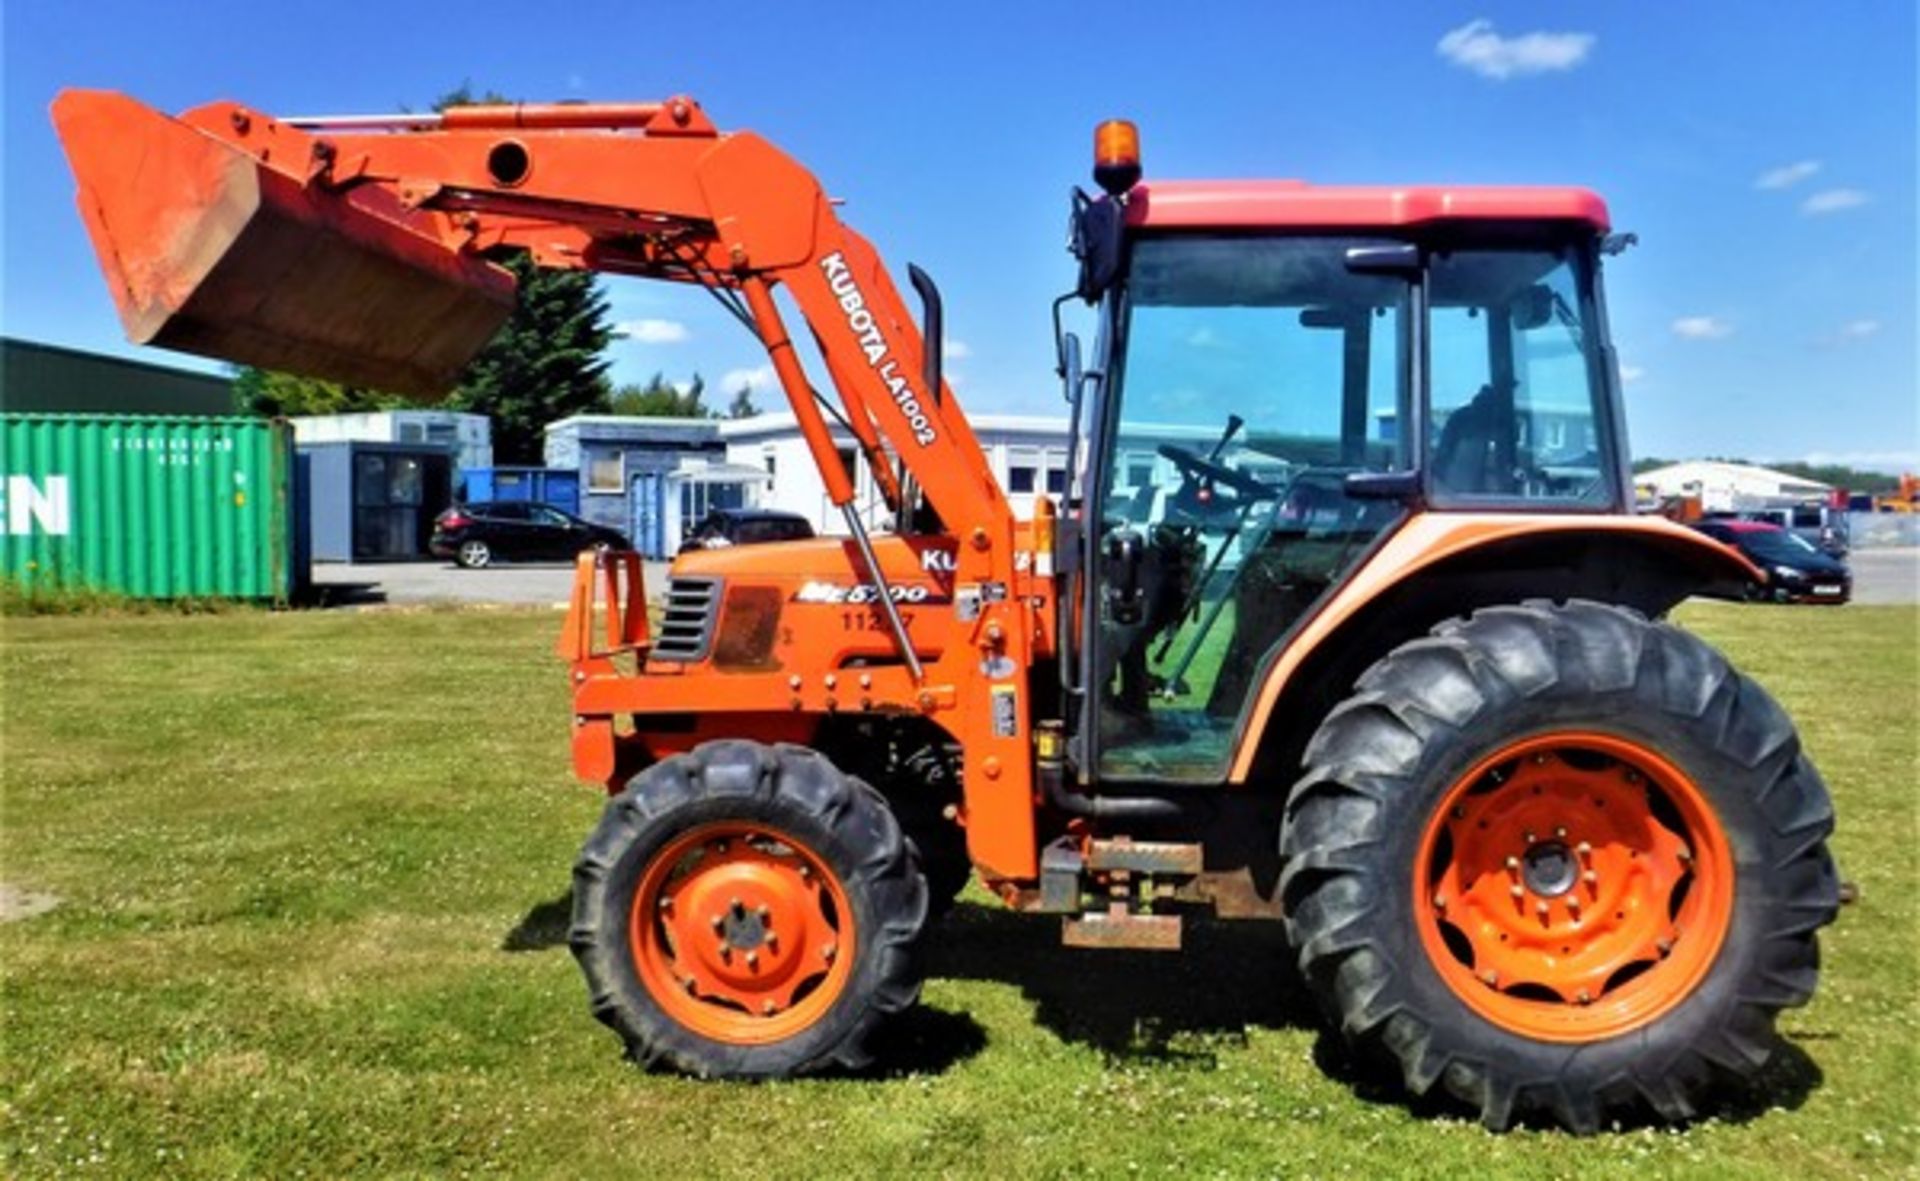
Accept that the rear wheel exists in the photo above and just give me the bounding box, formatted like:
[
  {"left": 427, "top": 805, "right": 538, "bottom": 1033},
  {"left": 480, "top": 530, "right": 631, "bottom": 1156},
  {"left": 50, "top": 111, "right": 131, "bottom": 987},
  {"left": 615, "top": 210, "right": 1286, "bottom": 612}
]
[
  {"left": 455, "top": 539, "right": 492, "bottom": 569},
  {"left": 571, "top": 740, "right": 928, "bottom": 1077},
  {"left": 1281, "top": 600, "right": 1838, "bottom": 1131}
]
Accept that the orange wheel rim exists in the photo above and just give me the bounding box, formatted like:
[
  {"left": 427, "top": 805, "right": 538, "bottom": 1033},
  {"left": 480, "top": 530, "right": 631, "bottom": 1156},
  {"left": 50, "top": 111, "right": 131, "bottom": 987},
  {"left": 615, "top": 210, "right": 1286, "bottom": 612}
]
[
  {"left": 630, "top": 822, "right": 855, "bottom": 1045},
  {"left": 1414, "top": 732, "right": 1733, "bottom": 1042}
]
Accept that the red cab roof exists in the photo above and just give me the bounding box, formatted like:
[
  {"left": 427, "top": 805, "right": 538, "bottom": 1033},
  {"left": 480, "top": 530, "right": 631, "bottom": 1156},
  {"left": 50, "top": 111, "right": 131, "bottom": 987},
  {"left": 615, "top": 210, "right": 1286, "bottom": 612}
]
[
  {"left": 1126, "top": 180, "right": 1610, "bottom": 232},
  {"left": 1713, "top": 520, "right": 1784, "bottom": 534}
]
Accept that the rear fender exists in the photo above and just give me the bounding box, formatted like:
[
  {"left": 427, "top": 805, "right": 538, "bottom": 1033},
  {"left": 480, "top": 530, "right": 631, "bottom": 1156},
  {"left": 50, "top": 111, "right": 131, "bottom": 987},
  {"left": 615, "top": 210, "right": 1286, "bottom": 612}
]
[{"left": 1227, "top": 513, "right": 1758, "bottom": 784}]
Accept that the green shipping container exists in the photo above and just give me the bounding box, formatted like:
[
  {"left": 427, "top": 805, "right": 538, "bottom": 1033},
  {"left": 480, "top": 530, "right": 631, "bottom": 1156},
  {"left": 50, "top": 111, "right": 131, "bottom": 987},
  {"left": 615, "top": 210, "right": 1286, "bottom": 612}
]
[{"left": 1, "top": 413, "right": 297, "bottom": 601}]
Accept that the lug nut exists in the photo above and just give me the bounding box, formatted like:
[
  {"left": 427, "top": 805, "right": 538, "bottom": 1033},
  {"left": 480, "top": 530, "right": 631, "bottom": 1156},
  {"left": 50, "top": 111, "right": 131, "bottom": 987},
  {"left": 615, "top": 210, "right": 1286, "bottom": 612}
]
[
  {"left": 756, "top": 905, "right": 771, "bottom": 923},
  {"left": 1481, "top": 969, "right": 1499, "bottom": 987},
  {"left": 745, "top": 950, "right": 759, "bottom": 969},
  {"left": 765, "top": 932, "right": 779, "bottom": 949},
  {"left": 1535, "top": 900, "right": 1551, "bottom": 917},
  {"left": 683, "top": 977, "right": 697, "bottom": 994},
  {"left": 1524, "top": 830, "right": 1537, "bottom": 845},
  {"left": 1677, "top": 847, "right": 1693, "bottom": 865},
  {"left": 1505, "top": 855, "right": 1522, "bottom": 871},
  {"left": 658, "top": 896, "right": 673, "bottom": 912},
  {"left": 1576, "top": 989, "right": 1593, "bottom": 1005},
  {"left": 762, "top": 1000, "right": 777, "bottom": 1015},
  {"left": 709, "top": 914, "right": 725, "bottom": 932},
  {"left": 1656, "top": 937, "right": 1673, "bottom": 956},
  {"left": 1433, "top": 893, "right": 1447, "bottom": 911},
  {"left": 1510, "top": 884, "right": 1526, "bottom": 899},
  {"left": 1566, "top": 895, "right": 1581, "bottom": 914},
  {"left": 1582, "top": 869, "right": 1598, "bottom": 885},
  {"left": 1554, "top": 826, "right": 1568, "bottom": 839},
  {"left": 1575, "top": 841, "right": 1592, "bottom": 857},
  {"left": 822, "top": 943, "right": 837, "bottom": 963}
]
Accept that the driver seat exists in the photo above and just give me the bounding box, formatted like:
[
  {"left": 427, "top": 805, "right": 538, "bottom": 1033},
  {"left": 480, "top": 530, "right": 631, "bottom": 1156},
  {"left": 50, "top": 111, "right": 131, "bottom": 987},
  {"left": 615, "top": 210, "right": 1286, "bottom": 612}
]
[{"left": 1432, "top": 384, "right": 1512, "bottom": 496}]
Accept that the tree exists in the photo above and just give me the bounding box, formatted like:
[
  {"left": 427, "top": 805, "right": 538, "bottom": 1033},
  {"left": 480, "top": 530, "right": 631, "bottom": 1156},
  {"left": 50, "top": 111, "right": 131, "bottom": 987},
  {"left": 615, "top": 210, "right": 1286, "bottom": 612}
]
[
  {"left": 447, "top": 251, "right": 614, "bottom": 461},
  {"left": 605, "top": 372, "right": 712, "bottom": 418},
  {"left": 727, "top": 386, "right": 760, "bottom": 419},
  {"left": 231, "top": 367, "right": 406, "bottom": 417}
]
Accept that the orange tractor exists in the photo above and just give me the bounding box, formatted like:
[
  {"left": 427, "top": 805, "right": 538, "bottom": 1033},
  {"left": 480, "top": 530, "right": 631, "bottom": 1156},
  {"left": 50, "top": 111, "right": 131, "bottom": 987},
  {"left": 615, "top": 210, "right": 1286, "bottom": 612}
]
[{"left": 54, "top": 90, "right": 1840, "bottom": 1131}]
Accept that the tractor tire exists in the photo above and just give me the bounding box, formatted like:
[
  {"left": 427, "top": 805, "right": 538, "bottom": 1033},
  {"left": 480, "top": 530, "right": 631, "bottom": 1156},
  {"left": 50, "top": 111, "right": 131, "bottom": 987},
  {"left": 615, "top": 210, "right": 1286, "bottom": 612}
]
[
  {"left": 1280, "top": 600, "right": 1839, "bottom": 1132},
  {"left": 571, "top": 740, "right": 929, "bottom": 1078}
]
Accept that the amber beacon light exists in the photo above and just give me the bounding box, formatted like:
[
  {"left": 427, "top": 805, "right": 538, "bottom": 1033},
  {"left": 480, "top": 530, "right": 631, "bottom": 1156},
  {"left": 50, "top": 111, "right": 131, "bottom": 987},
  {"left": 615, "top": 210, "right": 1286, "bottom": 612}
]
[{"left": 1093, "top": 119, "right": 1141, "bottom": 195}]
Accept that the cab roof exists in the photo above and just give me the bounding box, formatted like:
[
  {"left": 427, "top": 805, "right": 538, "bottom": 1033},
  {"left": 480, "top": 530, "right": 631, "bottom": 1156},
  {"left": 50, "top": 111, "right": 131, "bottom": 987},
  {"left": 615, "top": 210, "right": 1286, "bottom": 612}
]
[{"left": 1126, "top": 181, "right": 1610, "bottom": 232}]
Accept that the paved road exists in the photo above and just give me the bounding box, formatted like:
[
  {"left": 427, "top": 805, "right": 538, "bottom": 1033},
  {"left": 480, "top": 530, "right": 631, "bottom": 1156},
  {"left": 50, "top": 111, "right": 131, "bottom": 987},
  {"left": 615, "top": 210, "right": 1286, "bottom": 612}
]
[
  {"left": 1847, "top": 547, "right": 1919, "bottom": 605},
  {"left": 311, "top": 547, "right": 1918, "bottom": 609},
  {"left": 311, "top": 559, "right": 672, "bottom": 607}
]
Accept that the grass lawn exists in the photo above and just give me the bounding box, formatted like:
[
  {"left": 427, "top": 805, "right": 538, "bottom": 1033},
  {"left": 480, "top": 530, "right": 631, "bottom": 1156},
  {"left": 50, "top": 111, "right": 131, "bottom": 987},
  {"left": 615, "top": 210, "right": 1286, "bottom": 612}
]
[{"left": 2, "top": 602, "right": 1914, "bottom": 1178}]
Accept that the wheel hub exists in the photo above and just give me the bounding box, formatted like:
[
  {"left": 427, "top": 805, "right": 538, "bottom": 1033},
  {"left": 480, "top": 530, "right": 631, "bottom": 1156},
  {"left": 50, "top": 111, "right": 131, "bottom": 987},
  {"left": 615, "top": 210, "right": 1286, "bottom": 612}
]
[
  {"left": 629, "top": 823, "right": 854, "bottom": 1044},
  {"left": 1521, "top": 839, "right": 1577, "bottom": 897},
  {"left": 1416, "top": 733, "right": 1733, "bottom": 1041}
]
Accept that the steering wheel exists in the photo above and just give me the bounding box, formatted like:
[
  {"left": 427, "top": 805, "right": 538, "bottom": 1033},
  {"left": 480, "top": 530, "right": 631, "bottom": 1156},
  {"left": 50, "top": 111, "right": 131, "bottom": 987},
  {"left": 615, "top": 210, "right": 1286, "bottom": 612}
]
[{"left": 1157, "top": 442, "right": 1280, "bottom": 504}]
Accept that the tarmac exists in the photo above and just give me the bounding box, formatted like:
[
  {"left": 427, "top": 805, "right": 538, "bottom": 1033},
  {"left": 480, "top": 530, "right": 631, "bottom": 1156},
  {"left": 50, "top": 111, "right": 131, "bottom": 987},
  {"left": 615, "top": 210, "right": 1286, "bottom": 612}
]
[{"left": 310, "top": 547, "right": 1919, "bottom": 609}]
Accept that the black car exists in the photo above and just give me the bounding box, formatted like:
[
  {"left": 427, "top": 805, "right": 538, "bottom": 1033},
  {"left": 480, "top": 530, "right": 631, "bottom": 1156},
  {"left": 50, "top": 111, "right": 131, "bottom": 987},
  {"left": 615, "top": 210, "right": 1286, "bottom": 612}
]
[
  {"left": 431, "top": 501, "right": 629, "bottom": 568},
  {"left": 1694, "top": 519, "right": 1852, "bottom": 604},
  {"left": 678, "top": 507, "right": 815, "bottom": 555}
]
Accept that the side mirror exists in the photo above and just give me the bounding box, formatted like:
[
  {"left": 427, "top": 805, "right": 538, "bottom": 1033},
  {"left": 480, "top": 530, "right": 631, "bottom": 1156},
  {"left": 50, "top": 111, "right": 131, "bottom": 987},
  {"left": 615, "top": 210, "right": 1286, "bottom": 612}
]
[
  {"left": 1071, "top": 190, "right": 1125, "bottom": 301},
  {"left": 1512, "top": 284, "right": 1554, "bottom": 331}
]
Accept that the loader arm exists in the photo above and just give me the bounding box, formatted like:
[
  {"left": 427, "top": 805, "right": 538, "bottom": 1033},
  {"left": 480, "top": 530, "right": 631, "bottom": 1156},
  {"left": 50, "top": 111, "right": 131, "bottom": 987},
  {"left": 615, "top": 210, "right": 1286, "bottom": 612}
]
[{"left": 53, "top": 89, "right": 1015, "bottom": 579}]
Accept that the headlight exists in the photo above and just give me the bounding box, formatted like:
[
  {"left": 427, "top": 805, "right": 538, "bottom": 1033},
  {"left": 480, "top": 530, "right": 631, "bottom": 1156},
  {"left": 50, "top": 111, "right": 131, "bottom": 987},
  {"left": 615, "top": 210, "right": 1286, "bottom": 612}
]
[{"left": 1771, "top": 564, "right": 1802, "bottom": 581}]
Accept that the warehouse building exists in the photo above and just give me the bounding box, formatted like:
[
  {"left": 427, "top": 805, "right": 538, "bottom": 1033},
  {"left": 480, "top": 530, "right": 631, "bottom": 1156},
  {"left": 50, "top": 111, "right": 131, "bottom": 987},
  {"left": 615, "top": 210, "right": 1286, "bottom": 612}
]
[{"left": 1635, "top": 460, "right": 1831, "bottom": 513}]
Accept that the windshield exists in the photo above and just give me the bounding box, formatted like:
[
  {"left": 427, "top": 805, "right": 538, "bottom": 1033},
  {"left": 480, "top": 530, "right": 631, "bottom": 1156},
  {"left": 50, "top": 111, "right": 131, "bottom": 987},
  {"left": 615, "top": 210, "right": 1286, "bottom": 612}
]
[{"left": 1739, "top": 529, "right": 1821, "bottom": 562}]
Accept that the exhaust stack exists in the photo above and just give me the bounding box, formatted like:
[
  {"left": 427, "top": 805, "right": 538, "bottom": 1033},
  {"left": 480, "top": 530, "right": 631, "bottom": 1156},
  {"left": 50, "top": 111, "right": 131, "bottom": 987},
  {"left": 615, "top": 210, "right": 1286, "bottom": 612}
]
[{"left": 50, "top": 89, "right": 517, "bottom": 399}]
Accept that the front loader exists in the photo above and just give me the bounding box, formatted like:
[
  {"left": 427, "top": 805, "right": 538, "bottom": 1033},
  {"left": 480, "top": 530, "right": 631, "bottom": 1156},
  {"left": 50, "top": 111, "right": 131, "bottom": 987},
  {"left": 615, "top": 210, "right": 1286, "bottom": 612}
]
[{"left": 53, "top": 90, "right": 1840, "bottom": 1132}]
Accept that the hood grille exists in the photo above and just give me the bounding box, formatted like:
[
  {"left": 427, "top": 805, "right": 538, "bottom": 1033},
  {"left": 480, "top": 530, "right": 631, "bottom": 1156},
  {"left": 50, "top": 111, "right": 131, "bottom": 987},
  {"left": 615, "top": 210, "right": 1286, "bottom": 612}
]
[{"left": 652, "top": 576, "right": 721, "bottom": 662}]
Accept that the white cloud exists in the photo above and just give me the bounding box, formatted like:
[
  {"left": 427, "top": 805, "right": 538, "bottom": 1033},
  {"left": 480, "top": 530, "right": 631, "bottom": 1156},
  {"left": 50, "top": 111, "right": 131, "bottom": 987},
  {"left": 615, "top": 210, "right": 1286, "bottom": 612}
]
[
  {"left": 1618, "top": 363, "right": 1647, "bottom": 384},
  {"left": 1816, "top": 318, "right": 1883, "bottom": 347},
  {"left": 1437, "top": 19, "right": 1595, "bottom": 80},
  {"left": 720, "top": 364, "right": 778, "bottom": 395},
  {"left": 615, "top": 318, "right": 689, "bottom": 344},
  {"left": 1802, "top": 188, "right": 1870, "bottom": 215},
  {"left": 942, "top": 339, "right": 971, "bottom": 361},
  {"left": 1755, "top": 160, "right": 1821, "bottom": 190},
  {"left": 1671, "top": 316, "right": 1734, "bottom": 341}
]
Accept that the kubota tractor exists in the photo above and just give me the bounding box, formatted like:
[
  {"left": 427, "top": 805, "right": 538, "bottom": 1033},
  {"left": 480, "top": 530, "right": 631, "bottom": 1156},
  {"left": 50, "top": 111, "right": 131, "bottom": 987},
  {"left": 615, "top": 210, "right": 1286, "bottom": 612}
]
[{"left": 53, "top": 91, "right": 1840, "bottom": 1132}]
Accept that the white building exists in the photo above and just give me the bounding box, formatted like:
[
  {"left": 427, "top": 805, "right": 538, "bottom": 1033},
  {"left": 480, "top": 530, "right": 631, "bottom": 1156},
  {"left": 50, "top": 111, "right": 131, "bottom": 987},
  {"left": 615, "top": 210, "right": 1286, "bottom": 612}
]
[
  {"left": 718, "top": 412, "right": 1231, "bottom": 536},
  {"left": 290, "top": 410, "right": 492, "bottom": 471},
  {"left": 1635, "top": 460, "right": 1830, "bottom": 514}
]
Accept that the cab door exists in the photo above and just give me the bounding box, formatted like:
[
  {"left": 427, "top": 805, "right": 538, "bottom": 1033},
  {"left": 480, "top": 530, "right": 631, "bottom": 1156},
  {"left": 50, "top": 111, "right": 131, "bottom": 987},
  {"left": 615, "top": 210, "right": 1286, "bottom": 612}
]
[{"left": 1084, "top": 236, "right": 1415, "bottom": 782}]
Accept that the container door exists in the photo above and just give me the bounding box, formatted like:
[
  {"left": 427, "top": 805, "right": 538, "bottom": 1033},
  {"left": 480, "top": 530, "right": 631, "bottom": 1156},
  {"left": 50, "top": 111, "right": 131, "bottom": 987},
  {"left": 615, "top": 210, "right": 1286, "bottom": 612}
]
[{"left": 628, "top": 471, "right": 666, "bottom": 558}]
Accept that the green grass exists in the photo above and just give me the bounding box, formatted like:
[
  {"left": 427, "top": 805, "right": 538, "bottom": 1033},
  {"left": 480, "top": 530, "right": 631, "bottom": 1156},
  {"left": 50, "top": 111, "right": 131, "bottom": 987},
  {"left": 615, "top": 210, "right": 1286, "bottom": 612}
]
[{"left": 2, "top": 603, "right": 1915, "bottom": 1178}]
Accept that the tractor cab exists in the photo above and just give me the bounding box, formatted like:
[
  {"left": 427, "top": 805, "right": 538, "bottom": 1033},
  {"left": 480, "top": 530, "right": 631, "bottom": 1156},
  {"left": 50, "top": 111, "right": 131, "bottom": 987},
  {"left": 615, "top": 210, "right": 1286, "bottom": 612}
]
[{"left": 1060, "top": 127, "right": 1630, "bottom": 783}]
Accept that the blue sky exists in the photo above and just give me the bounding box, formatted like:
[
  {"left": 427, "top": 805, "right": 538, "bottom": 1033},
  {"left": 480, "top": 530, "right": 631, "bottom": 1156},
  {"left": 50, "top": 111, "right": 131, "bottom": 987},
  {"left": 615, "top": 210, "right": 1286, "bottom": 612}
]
[{"left": 4, "top": 2, "right": 1913, "bottom": 469}]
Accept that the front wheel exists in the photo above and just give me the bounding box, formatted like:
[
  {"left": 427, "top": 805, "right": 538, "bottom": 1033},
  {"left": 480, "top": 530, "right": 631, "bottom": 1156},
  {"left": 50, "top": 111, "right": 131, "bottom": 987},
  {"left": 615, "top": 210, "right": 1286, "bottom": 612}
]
[
  {"left": 570, "top": 740, "right": 928, "bottom": 1077},
  {"left": 1280, "top": 600, "right": 1838, "bottom": 1132}
]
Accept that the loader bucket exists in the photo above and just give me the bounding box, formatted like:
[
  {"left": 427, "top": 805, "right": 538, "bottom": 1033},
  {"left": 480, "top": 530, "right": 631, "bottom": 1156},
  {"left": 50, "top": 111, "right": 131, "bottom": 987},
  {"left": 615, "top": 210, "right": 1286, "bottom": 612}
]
[{"left": 51, "top": 89, "right": 517, "bottom": 399}]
